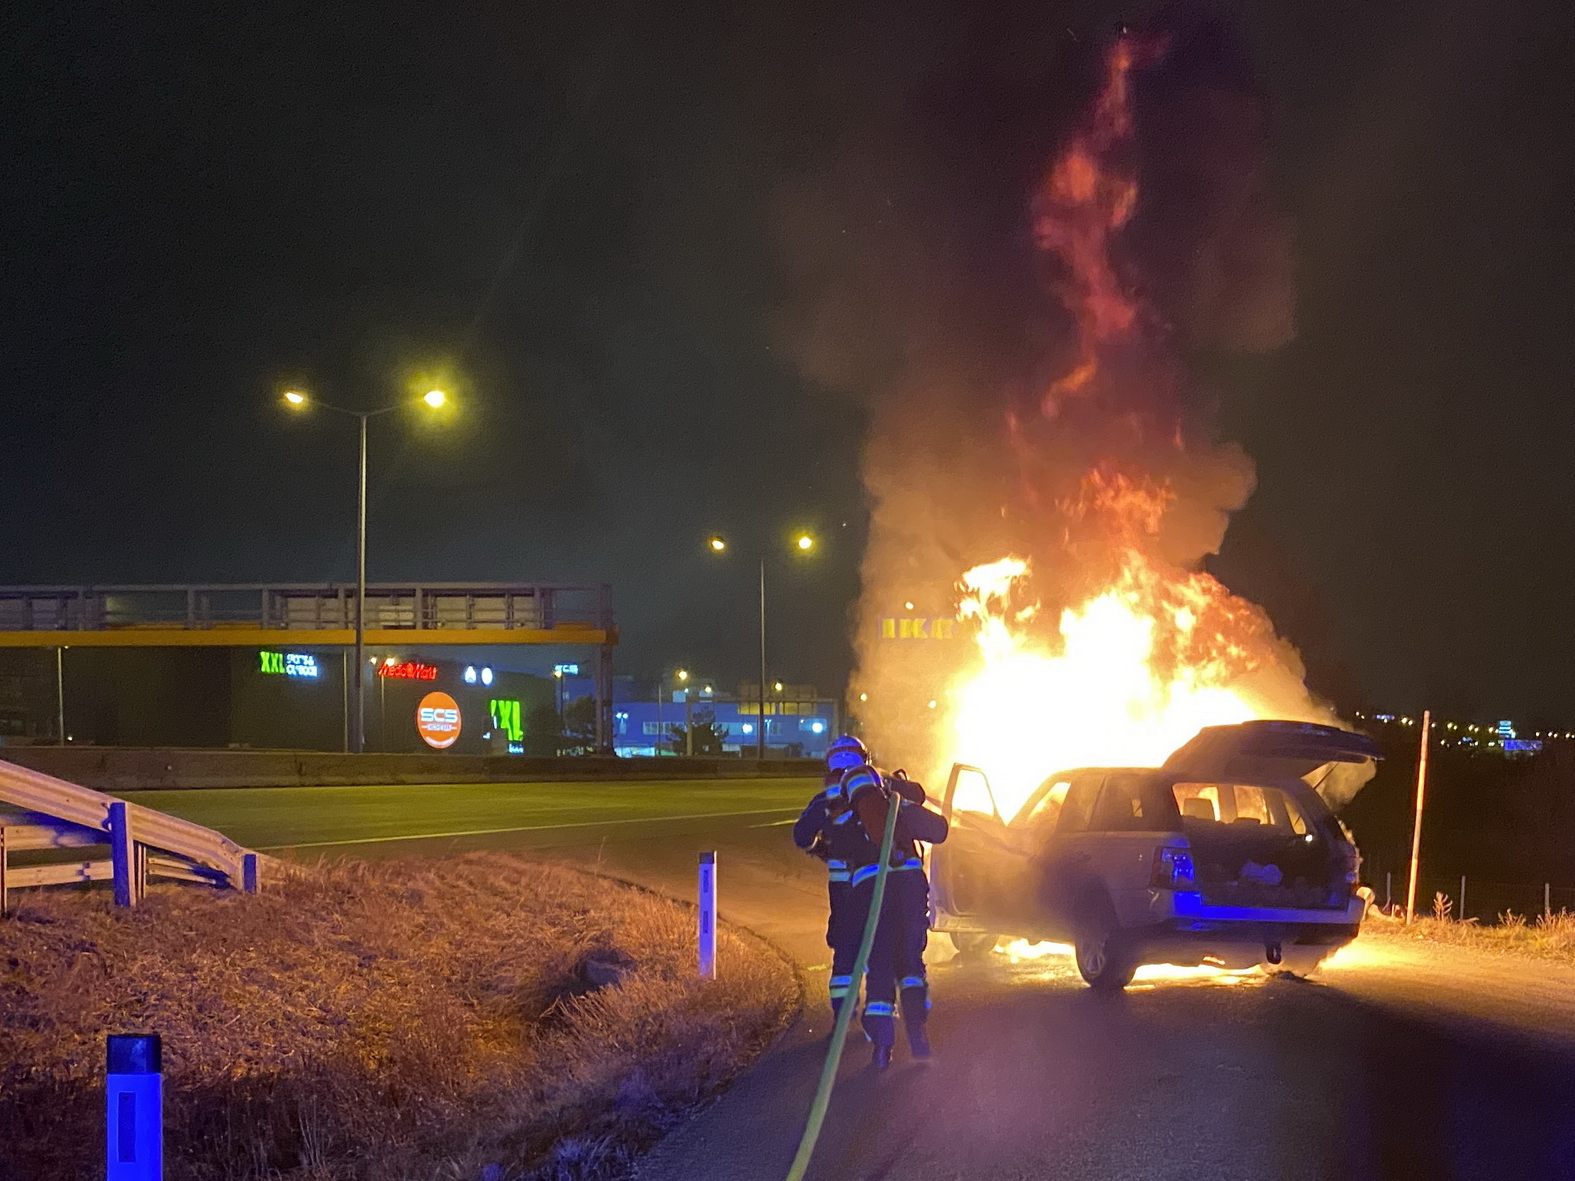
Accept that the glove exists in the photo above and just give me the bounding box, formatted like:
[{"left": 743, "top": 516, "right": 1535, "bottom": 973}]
[
  {"left": 806, "top": 832, "right": 831, "bottom": 861},
  {"left": 887, "top": 768, "right": 927, "bottom": 805}
]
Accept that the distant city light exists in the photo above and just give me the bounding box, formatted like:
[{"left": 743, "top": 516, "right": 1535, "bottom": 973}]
[
  {"left": 422, "top": 389, "right": 447, "bottom": 409},
  {"left": 810, "top": 720, "right": 825, "bottom": 734},
  {"left": 464, "top": 665, "right": 477, "bottom": 684},
  {"left": 481, "top": 667, "right": 493, "bottom": 686},
  {"left": 741, "top": 723, "right": 755, "bottom": 735}
]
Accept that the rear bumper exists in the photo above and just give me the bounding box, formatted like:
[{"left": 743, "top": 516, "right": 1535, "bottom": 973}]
[{"left": 1116, "top": 890, "right": 1363, "bottom": 965}]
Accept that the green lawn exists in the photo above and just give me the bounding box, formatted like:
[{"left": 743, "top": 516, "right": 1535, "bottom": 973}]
[{"left": 135, "top": 777, "right": 819, "bottom": 850}]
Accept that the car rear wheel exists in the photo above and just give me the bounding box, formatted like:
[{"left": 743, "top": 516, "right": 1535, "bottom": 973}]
[
  {"left": 1074, "top": 898, "right": 1136, "bottom": 992},
  {"left": 950, "top": 932, "right": 999, "bottom": 959}
]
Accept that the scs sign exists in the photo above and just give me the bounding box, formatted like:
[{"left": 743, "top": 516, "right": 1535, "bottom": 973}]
[{"left": 416, "top": 691, "right": 462, "bottom": 749}]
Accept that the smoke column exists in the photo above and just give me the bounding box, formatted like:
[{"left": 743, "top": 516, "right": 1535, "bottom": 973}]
[{"left": 779, "top": 15, "right": 1362, "bottom": 800}]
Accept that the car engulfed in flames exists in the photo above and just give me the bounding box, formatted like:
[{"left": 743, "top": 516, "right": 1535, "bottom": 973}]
[{"left": 929, "top": 720, "right": 1380, "bottom": 990}]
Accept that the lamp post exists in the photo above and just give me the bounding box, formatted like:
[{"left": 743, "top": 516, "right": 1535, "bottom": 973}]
[
  {"left": 282, "top": 387, "right": 449, "bottom": 753},
  {"left": 706, "top": 530, "right": 816, "bottom": 760}
]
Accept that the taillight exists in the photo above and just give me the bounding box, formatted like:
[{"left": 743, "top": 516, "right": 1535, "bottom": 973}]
[{"left": 1151, "top": 846, "right": 1195, "bottom": 890}]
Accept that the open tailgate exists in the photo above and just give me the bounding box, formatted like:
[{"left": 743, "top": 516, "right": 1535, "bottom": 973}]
[{"left": 1163, "top": 720, "right": 1380, "bottom": 782}]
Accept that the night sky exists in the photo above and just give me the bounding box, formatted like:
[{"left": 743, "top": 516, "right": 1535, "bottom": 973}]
[{"left": 5, "top": 2, "right": 1573, "bottom": 719}]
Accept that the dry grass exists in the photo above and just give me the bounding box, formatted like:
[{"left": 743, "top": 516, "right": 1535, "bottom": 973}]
[
  {"left": 0, "top": 854, "right": 797, "bottom": 1181},
  {"left": 1374, "top": 908, "right": 1575, "bottom": 967}
]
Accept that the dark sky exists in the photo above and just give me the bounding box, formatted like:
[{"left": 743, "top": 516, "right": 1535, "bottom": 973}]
[{"left": 4, "top": 2, "right": 1573, "bottom": 719}]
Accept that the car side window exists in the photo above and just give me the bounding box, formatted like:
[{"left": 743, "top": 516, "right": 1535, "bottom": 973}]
[
  {"left": 1089, "top": 773, "right": 1161, "bottom": 832},
  {"left": 1057, "top": 774, "right": 1101, "bottom": 834},
  {"left": 1024, "top": 779, "right": 1071, "bottom": 832}
]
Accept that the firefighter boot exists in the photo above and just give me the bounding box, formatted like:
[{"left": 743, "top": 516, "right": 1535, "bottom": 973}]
[
  {"left": 907, "top": 1024, "right": 932, "bottom": 1060},
  {"left": 871, "top": 1043, "right": 893, "bottom": 1071}
]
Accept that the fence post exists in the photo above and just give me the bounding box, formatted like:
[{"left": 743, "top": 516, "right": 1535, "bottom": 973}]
[
  {"left": 698, "top": 851, "right": 717, "bottom": 979},
  {"left": 108, "top": 802, "right": 136, "bottom": 910},
  {"left": 1546, "top": 882, "right": 1552, "bottom": 920},
  {"left": 1385, "top": 871, "right": 1392, "bottom": 910},
  {"left": 0, "top": 826, "right": 8, "bottom": 917},
  {"left": 106, "top": 1034, "right": 162, "bottom": 1180},
  {"left": 1459, "top": 875, "right": 1467, "bottom": 922},
  {"left": 242, "top": 852, "right": 260, "bottom": 895}
]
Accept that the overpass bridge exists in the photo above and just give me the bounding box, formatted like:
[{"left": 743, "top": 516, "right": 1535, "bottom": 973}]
[{"left": 0, "top": 582, "right": 617, "bottom": 750}]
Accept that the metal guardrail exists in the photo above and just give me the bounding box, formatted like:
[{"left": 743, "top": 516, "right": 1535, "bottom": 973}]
[
  {"left": 0, "top": 758, "right": 260, "bottom": 913},
  {"left": 0, "top": 581, "right": 615, "bottom": 634}
]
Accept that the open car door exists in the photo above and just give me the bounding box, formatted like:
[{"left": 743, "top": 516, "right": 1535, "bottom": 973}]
[
  {"left": 1163, "top": 720, "right": 1380, "bottom": 783},
  {"left": 931, "top": 764, "right": 1039, "bottom": 936}
]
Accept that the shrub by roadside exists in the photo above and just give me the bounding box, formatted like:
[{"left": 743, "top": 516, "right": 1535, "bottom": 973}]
[
  {"left": 0, "top": 853, "right": 797, "bottom": 1181},
  {"left": 1367, "top": 908, "right": 1575, "bottom": 967}
]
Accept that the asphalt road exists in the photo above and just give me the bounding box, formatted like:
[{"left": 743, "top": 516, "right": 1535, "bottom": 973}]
[{"left": 153, "top": 780, "right": 1575, "bottom": 1180}]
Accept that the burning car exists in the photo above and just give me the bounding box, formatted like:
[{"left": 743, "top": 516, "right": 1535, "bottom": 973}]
[{"left": 931, "top": 720, "right": 1379, "bottom": 990}]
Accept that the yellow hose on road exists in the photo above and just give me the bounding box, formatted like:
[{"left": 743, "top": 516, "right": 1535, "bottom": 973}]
[{"left": 784, "top": 793, "right": 902, "bottom": 1181}]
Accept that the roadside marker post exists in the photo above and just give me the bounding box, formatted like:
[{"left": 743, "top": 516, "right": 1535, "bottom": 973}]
[
  {"left": 107, "top": 1034, "right": 162, "bottom": 1181},
  {"left": 1404, "top": 710, "right": 1431, "bottom": 926},
  {"left": 698, "top": 851, "right": 717, "bottom": 979}
]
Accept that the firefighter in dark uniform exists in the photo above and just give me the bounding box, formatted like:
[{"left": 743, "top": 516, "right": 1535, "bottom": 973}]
[
  {"left": 842, "top": 763, "right": 948, "bottom": 1069},
  {"left": 792, "top": 734, "right": 875, "bottom": 1014}
]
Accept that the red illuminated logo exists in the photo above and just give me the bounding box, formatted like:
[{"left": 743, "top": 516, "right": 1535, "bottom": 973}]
[
  {"left": 416, "top": 691, "right": 462, "bottom": 749},
  {"left": 381, "top": 661, "right": 439, "bottom": 681}
]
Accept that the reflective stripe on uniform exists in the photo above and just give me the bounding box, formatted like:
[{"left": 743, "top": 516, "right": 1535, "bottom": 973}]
[
  {"left": 850, "top": 856, "right": 925, "bottom": 887},
  {"left": 900, "top": 976, "right": 926, "bottom": 990},
  {"left": 829, "top": 974, "right": 853, "bottom": 998},
  {"left": 864, "top": 1001, "right": 894, "bottom": 1017},
  {"left": 828, "top": 871, "right": 850, "bottom": 884},
  {"left": 827, "top": 859, "right": 848, "bottom": 869}
]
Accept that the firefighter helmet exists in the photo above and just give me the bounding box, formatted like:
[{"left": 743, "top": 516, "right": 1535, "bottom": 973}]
[{"left": 826, "top": 733, "right": 869, "bottom": 772}]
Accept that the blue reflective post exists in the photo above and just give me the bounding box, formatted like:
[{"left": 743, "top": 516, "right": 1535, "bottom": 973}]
[
  {"left": 698, "top": 851, "right": 717, "bottom": 979},
  {"left": 106, "top": 1034, "right": 162, "bottom": 1180}
]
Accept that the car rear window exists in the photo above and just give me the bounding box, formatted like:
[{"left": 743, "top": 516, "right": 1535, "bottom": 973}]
[{"left": 1173, "top": 782, "right": 1310, "bottom": 834}]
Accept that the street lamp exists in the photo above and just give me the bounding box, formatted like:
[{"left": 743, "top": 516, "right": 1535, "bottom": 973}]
[
  {"left": 706, "top": 529, "right": 817, "bottom": 760},
  {"left": 282, "top": 387, "right": 450, "bottom": 752}
]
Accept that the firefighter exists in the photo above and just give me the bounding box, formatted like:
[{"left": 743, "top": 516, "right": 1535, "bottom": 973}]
[
  {"left": 792, "top": 734, "right": 875, "bottom": 1015},
  {"left": 843, "top": 763, "right": 948, "bottom": 1069}
]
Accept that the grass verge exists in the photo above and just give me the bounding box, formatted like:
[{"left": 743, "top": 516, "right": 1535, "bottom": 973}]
[
  {"left": 1366, "top": 909, "right": 1575, "bottom": 967},
  {"left": 0, "top": 854, "right": 797, "bottom": 1180}
]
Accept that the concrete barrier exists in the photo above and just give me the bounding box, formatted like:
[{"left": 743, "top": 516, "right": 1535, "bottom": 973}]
[{"left": 0, "top": 747, "right": 824, "bottom": 792}]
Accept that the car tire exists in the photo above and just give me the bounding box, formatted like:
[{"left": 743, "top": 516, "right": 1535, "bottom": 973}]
[
  {"left": 950, "top": 932, "right": 998, "bottom": 959},
  {"left": 1074, "top": 897, "right": 1136, "bottom": 992}
]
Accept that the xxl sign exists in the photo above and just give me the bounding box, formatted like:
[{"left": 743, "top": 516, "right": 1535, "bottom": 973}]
[
  {"left": 259, "top": 651, "right": 320, "bottom": 678},
  {"left": 416, "top": 691, "right": 462, "bottom": 749}
]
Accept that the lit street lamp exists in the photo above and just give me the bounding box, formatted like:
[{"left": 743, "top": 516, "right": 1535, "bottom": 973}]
[
  {"left": 706, "top": 529, "right": 817, "bottom": 760},
  {"left": 282, "top": 387, "right": 450, "bottom": 753}
]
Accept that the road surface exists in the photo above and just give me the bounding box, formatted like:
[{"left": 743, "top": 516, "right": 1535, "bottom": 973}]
[{"left": 150, "top": 779, "right": 1575, "bottom": 1180}]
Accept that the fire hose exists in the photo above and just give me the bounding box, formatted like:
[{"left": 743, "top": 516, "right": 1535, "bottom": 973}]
[{"left": 784, "top": 785, "right": 903, "bottom": 1181}]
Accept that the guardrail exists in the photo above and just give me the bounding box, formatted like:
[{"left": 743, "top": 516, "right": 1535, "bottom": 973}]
[{"left": 0, "top": 758, "right": 260, "bottom": 914}]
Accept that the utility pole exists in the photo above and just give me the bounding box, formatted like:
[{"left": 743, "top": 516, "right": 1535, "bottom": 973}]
[{"left": 1404, "top": 709, "right": 1432, "bottom": 925}]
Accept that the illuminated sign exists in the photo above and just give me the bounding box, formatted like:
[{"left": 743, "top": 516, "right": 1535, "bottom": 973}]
[
  {"left": 463, "top": 665, "right": 495, "bottom": 686},
  {"left": 380, "top": 661, "right": 438, "bottom": 681},
  {"left": 259, "top": 651, "right": 320, "bottom": 679},
  {"left": 553, "top": 663, "right": 581, "bottom": 677},
  {"left": 416, "top": 691, "right": 462, "bottom": 749},
  {"left": 489, "top": 698, "right": 523, "bottom": 742},
  {"left": 879, "top": 618, "right": 956, "bottom": 640},
  {"left": 1497, "top": 719, "right": 1517, "bottom": 739}
]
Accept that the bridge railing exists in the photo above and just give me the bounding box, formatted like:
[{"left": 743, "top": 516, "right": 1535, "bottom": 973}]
[
  {"left": 0, "top": 758, "right": 261, "bottom": 913},
  {"left": 0, "top": 582, "right": 615, "bottom": 634}
]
